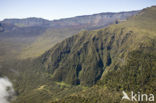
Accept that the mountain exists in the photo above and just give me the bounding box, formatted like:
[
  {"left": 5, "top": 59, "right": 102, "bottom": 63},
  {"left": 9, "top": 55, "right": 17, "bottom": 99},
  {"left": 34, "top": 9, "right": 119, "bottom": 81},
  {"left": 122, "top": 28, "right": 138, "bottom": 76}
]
[
  {"left": 50, "top": 11, "right": 139, "bottom": 29},
  {"left": 2, "top": 17, "right": 50, "bottom": 27},
  {"left": 18, "top": 11, "right": 139, "bottom": 59},
  {"left": 0, "top": 7, "right": 155, "bottom": 103},
  {"left": 40, "top": 6, "right": 155, "bottom": 103},
  {"left": 40, "top": 6, "right": 156, "bottom": 87},
  {"left": 0, "top": 22, "right": 47, "bottom": 61},
  {"left": 2, "top": 11, "right": 138, "bottom": 28},
  {"left": 0, "top": 11, "right": 139, "bottom": 60}
]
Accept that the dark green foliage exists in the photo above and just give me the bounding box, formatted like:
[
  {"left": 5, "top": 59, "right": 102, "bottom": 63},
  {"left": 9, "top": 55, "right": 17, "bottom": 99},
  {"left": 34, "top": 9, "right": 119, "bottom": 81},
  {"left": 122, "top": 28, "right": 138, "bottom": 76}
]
[
  {"left": 39, "top": 6, "right": 156, "bottom": 87},
  {"left": 0, "top": 59, "right": 84, "bottom": 103},
  {"left": 39, "top": 6, "right": 156, "bottom": 103},
  {"left": 99, "top": 48, "right": 156, "bottom": 93},
  {"left": 41, "top": 31, "right": 110, "bottom": 86}
]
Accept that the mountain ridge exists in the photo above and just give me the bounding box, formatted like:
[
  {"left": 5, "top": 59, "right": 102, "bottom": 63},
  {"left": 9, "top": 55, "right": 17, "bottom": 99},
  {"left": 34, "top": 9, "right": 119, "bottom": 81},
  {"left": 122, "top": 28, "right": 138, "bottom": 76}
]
[
  {"left": 0, "top": 6, "right": 155, "bottom": 103},
  {"left": 39, "top": 6, "right": 156, "bottom": 86},
  {"left": 1, "top": 10, "right": 139, "bottom": 28},
  {"left": 0, "top": 10, "right": 139, "bottom": 60}
]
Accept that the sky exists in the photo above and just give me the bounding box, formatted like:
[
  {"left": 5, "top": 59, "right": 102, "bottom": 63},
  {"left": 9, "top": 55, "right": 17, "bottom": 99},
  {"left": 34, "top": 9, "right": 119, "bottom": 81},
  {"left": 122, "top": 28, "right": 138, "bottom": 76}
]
[{"left": 0, "top": 0, "right": 156, "bottom": 20}]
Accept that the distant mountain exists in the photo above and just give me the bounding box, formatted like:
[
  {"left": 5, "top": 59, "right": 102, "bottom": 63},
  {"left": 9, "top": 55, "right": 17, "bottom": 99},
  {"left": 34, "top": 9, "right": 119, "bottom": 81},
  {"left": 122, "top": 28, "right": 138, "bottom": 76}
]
[
  {"left": 0, "top": 22, "right": 47, "bottom": 61},
  {"left": 50, "top": 11, "right": 139, "bottom": 29},
  {"left": 1, "top": 11, "right": 139, "bottom": 29},
  {"left": 0, "top": 23, "right": 47, "bottom": 38},
  {"left": 2, "top": 17, "right": 50, "bottom": 27},
  {"left": 0, "top": 10, "right": 139, "bottom": 60}
]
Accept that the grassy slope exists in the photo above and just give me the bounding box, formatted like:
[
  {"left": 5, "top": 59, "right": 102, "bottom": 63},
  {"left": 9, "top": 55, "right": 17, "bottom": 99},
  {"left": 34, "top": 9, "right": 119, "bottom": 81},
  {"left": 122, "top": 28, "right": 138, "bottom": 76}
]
[
  {"left": 0, "top": 24, "right": 47, "bottom": 62},
  {"left": 19, "top": 27, "right": 81, "bottom": 59}
]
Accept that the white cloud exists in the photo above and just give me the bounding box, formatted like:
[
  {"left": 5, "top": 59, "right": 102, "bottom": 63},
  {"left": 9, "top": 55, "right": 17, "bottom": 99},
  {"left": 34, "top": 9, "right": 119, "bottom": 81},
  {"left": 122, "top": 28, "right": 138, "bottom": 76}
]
[{"left": 0, "top": 77, "right": 15, "bottom": 103}]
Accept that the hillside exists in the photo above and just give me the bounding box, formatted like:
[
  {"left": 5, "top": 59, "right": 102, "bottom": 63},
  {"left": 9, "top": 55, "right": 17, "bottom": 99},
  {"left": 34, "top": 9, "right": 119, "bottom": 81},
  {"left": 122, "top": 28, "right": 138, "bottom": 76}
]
[
  {"left": 21, "top": 11, "right": 139, "bottom": 59},
  {"left": 39, "top": 6, "right": 156, "bottom": 102},
  {"left": 40, "top": 6, "right": 156, "bottom": 86},
  {"left": 0, "top": 22, "right": 47, "bottom": 61},
  {"left": 0, "top": 6, "right": 155, "bottom": 103}
]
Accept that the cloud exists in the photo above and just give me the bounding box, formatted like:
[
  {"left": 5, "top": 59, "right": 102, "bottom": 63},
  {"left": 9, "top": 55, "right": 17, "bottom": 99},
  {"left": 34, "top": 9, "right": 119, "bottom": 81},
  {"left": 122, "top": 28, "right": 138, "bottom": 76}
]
[{"left": 0, "top": 77, "right": 16, "bottom": 103}]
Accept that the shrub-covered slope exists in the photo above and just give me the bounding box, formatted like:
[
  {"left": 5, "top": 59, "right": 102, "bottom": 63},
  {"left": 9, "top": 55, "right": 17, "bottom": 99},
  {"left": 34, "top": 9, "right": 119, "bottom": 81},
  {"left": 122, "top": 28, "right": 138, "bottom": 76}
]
[
  {"left": 41, "top": 6, "right": 156, "bottom": 87},
  {"left": 45, "top": 6, "right": 156, "bottom": 103}
]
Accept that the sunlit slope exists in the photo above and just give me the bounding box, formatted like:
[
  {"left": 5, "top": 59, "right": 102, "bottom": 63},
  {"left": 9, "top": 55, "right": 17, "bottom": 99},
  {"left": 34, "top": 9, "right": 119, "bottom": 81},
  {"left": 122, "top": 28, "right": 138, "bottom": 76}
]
[
  {"left": 18, "top": 11, "right": 138, "bottom": 59},
  {"left": 19, "top": 28, "right": 81, "bottom": 59},
  {"left": 0, "top": 23, "right": 47, "bottom": 61},
  {"left": 40, "top": 6, "right": 156, "bottom": 86},
  {"left": 44, "top": 6, "right": 156, "bottom": 103}
]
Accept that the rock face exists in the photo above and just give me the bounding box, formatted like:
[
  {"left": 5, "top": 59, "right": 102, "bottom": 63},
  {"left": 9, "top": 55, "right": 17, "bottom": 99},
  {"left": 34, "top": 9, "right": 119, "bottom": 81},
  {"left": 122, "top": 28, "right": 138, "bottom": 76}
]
[
  {"left": 49, "top": 11, "right": 139, "bottom": 29},
  {"left": 1, "top": 11, "right": 139, "bottom": 28}
]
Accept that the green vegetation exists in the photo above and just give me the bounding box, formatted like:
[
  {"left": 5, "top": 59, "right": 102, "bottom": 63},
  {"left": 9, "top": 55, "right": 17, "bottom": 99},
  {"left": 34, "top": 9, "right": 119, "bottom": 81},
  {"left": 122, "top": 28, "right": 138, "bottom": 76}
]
[
  {"left": 40, "top": 6, "right": 156, "bottom": 86},
  {"left": 0, "top": 6, "right": 155, "bottom": 103},
  {"left": 99, "top": 48, "right": 156, "bottom": 92},
  {"left": 40, "top": 6, "right": 156, "bottom": 102}
]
